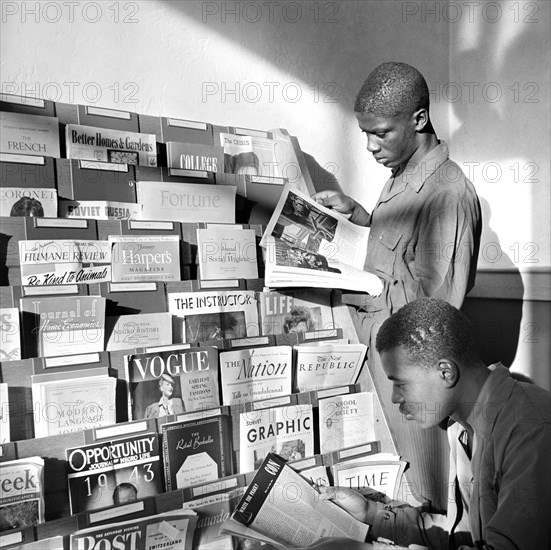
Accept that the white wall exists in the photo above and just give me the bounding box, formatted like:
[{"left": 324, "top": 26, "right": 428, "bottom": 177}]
[{"left": 2, "top": 0, "right": 549, "bottom": 385}]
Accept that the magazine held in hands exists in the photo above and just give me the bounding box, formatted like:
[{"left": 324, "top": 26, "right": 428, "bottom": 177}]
[{"left": 260, "top": 184, "right": 384, "bottom": 294}]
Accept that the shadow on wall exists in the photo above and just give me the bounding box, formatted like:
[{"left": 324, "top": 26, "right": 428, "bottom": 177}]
[
  {"left": 461, "top": 198, "right": 524, "bottom": 368},
  {"left": 303, "top": 152, "right": 342, "bottom": 193}
]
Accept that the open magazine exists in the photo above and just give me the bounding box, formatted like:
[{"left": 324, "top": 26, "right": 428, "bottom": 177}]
[
  {"left": 260, "top": 185, "right": 383, "bottom": 294},
  {"left": 221, "top": 453, "right": 369, "bottom": 548}
]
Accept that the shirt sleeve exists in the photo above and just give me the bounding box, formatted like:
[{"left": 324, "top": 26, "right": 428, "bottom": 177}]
[
  {"left": 475, "top": 421, "right": 551, "bottom": 550},
  {"left": 367, "top": 500, "right": 451, "bottom": 550},
  {"left": 406, "top": 190, "right": 480, "bottom": 308}
]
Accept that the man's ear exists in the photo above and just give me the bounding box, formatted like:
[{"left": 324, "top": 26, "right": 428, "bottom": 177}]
[
  {"left": 413, "top": 108, "right": 430, "bottom": 132},
  {"left": 437, "top": 359, "right": 459, "bottom": 388}
]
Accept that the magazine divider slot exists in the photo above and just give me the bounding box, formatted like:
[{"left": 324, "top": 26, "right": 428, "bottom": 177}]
[
  {"left": 55, "top": 158, "right": 137, "bottom": 202},
  {"left": 1, "top": 155, "right": 56, "bottom": 187},
  {"left": 0, "top": 526, "right": 36, "bottom": 549},
  {"left": 77, "top": 105, "right": 139, "bottom": 132}
]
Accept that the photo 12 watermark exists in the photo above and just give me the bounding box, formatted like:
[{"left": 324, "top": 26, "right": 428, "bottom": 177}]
[
  {"left": 2, "top": 81, "right": 140, "bottom": 104},
  {"left": 202, "top": 1, "right": 340, "bottom": 24},
  {"left": 402, "top": 1, "right": 540, "bottom": 24},
  {"left": 1, "top": 1, "right": 140, "bottom": 24},
  {"left": 202, "top": 81, "right": 340, "bottom": 104}
]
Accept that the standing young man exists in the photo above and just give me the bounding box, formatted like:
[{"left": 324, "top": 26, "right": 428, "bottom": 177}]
[{"left": 313, "top": 62, "right": 482, "bottom": 508}]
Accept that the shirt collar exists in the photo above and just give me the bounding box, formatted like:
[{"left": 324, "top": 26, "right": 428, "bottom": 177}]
[
  {"left": 469, "top": 364, "right": 515, "bottom": 440},
  {"left": 392, "top": 140, "right": 450, "bottom": 193}
]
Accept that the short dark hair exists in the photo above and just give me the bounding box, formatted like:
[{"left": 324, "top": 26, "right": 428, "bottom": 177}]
[
  {"left": 354, "top": 62, "right": 430, "bottom": 118},
  {"left": 375, "top": 298, "right": 478, "bottom": 368},
  {"left": 10, "top": 197, "right": 44, "bottom": 217},
  {"left": 113, "top": 482, "right": 138, "bottom": 504},
  {"left": 283, "top": 306, "right": 314, "bottom": 333}
]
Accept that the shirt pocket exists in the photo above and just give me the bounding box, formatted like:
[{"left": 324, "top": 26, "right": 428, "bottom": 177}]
[{"left": 374, "top": 228, "right": 403, "bottom": 277}]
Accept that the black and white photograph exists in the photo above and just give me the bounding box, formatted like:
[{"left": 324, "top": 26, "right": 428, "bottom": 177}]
[{"left": 1, "top": 1, "right": 549, "bottom": 548}]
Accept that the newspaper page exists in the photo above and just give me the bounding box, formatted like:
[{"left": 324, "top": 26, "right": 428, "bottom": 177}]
[
  {"left": 19, "top": 240, "right": 112, "bottom": 286},
  {"left": 0, "top": 458, "right": 45, "bottom": 532},
  {"left": 261, "top": 184, "right": 383, "bottom": 294},
  {"left": 69, "top": 511, "right": 197, "bottom": 550},
  {"left": 239, "top": 404, "right": 314, "bottom": 472},
  {"left": 224, "top": 453, "right": 369, "bottom": 548},
  {"left": 295, "top": 343, "right": 367, "bottom": 392},
  {"left": 219, "top": 345, "right": 293, "bottom": 405}
]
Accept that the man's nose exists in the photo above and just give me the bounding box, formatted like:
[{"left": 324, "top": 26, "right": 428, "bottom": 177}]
[
  {"left": 391, "top": 388, "right": 403, "bottom": 404},
  {"left": 366, "top": 135, "right": 379, "bottom": 153}
]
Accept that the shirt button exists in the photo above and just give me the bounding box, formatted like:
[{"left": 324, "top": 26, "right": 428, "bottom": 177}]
[
  {"left": 379, "top": 235, "right": 383, "bottom": 240},
  {"left": 383, "top": 513, "right": 391, "bottom": 520},
  {"left": 369, "top": 235, "right": 373, "bottom": 240}
]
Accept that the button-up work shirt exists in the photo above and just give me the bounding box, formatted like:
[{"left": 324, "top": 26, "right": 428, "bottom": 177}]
[{"left": 364, "top": 141, "right": 481, "bottom": 313}]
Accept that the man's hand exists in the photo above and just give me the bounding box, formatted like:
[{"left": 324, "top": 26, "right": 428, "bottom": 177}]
[
  {"left": 311, "top": 191, "right": 371, "bottom": 227},
  {"left": 318, "top": 486, "right": 372, "bottom": 522}
]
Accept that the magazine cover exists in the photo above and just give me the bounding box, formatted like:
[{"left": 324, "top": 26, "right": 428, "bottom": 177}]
[
  {"left": 331, "top": 460, "right": 408, "bottom": 500},
  {"left": 239, "top": 404, "right": 314, "bottom": 473},
  {"left": 32, "top": 373, "right": 116, "bottom": 438},
  {"left": 19, "top": 296, "right": 106, "bottom": 358},
  {"left": 261, "top": 184, "right": 384, "bottom": 294},
  {"left": 0, "top": 458, "right": 45, "bottom": 532},
  {"left": 105, "top": 312, "right": 173, "bottom": 352},
  {"left": 318, "top": 392, "right": 375, "bottom": 454},
  {"left": 161, "top": 414, "right": 233, "bottom": 491},
  {"left": 294, "top": 343, "right": 367, "bottom": 392},
  {"left": 258, "top": 288, "right": 335, "bottom": 335},
  {"left": 167, "top": 290, "right": 260, "bottom": 343},
  {"left": 66, "top": 432, "right": 163, "bottom": 513},
  {"left": 166, "top": 141, "right": 224, "bottom": 173},
  {"left": 66, "top": 124, "right": 157, "bottom": 166},
  {"left": 0, "top": 188, "right": 57, "bottom": 218},
  {"left": 69, "top": 511, "right": 197, "bottom": 550},
  {"left": 110, "top": 235, "right": 181, "bottom": 283},
  {"left": 136, "top": 181, "right": 236, "bottom": 224},
  {"left": 0, "top": 111, "right": 60, "bottom": 158},
  {"left": 19, "top": 239, "right": 112, "bottom": 286},
  {"left": 125, "top": 345, "right": 220, "bottom": 419},
  {"left": 219, "top": 345, "right": 293, "bottom": 405},
  {"left": 223, "top": 453, "right": 369, "bottom": 547},
  {"left": 0, "top": 307, "right": 21, "bottom": 361},
  {"left": 197, "top": 226, "right": 258, "bottom": 281},
  {"left": 182, "top": 488, "right": 245, "bottom": 549},
  {"left": 59, "top": 199, "right": 141, "bottom": 220},
  {"left": 220, "top": 133, "right": 281, "bottom": 178}
]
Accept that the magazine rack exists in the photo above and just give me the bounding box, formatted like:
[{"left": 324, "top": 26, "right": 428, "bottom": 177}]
[{"left": 0, "top": 94, "right": 397, "bottom": 547}]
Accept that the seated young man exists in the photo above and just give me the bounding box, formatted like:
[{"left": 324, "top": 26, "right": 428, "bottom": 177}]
[{"left": 307, "top": 298, "right": 550, "bottom": 550}]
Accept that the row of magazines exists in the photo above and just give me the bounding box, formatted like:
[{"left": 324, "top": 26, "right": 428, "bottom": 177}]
[{"left": 1, "top": 439, "right": 407, "bottom": 549}]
